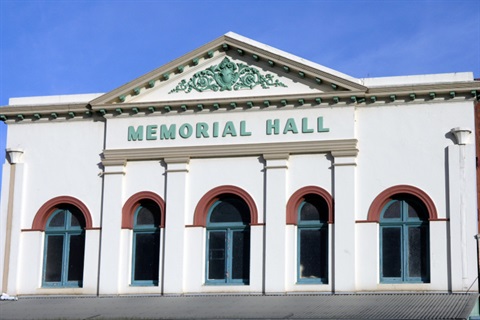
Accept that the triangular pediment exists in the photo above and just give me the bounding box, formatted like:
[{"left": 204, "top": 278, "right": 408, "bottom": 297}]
[{"left": 90, "top": 32, "right": 367, "bottom": 111}]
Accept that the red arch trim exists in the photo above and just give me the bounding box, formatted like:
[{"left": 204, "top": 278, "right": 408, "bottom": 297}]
[
  {"left": 193, "top": 185, "right": 258, "bottom": 227},
  {"left": 367, "top": 185, "right": 438, "bottom": 222},
  {"left": 122, "top": 191, "right": 166, "bottom": 229},
  {"left": 31, "top": 196, "right": 93, "bottom": 231},
  {"left": 286, "top": 186, "right": 334, "bottom": 225}
]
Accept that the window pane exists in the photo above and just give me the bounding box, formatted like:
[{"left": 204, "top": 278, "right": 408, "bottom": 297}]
[
  {"left": 382, "top": 227, "right": 402, "bottom": 278},
  {"left": 134, "top": 232, "right": 160, "bottom": 281},
  {"left": 67, "top": 234, "right": 85, "bottom": 282},
  {"left": 136, "top": 207, "right": 156, "bottom": 226},
  {"left": 48, "top": 211, "right": 65, "bottom": 227},
  {"left": 209, "top": 199, "right": 249, "bottom": 224},
  {"left": 383, "top": 201, "right": 401, "bottom": 219},
  {"left": 45, "top": 235, "right": 64, "bottom": 282},
  {"left": 406, "top": 200, "right": 427, "bottom": 220},
  {"left": 299, "top": 229, "right": 327, "bottom": 279},
  {"left": 208, "top": 231, "right": 226, "bottom": 280},
  {"left": 408, "top": 226, "right": 428, "bottom": 278},
  {"left": 69, "top": 210, "right": 85, "bottom": 228},
  {"left": 231, "top": 230, "right": 250, "bottom": 280},
  {"left": 300, "top": 196, "right": 328, "bottom": 222},
  {"left": 300, "top": 203, "right": 321, "bottom": 221}
]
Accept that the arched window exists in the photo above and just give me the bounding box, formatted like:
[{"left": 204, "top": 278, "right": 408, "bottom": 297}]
[
  {"left": 206, "top": 196, "right": 250, "bottom": 284},
  {"left": 380, "top": 195, "right": 429, "bottom": 283},
  {"left": 132, "top": 200, "right": 161, "bottom": 286},
  {"left": 297, "top": 195, "right": 329, "bottom": 284},
  {"left": 43, "top": 206, "right": 85, "bottom": 287}
]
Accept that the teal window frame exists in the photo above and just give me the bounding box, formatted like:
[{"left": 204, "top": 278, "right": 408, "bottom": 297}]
[
  {"left": 380, "top": 197, "right": 430, "bottom": 283},
  {"left": 131, "top": 202, "right": 160, "bottom": 286},
  {"left": 42, "top": 208, "right": 85, "bottom": 288},
  {"left": 297, "top": 199, "right": 328, "bottom": 284},
  {"left": 205, "top": 198, "right": 250, "bottom": 285}
]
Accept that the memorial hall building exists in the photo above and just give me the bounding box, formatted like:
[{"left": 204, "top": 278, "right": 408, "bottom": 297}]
[{"left": 1, "top": 32, "right": 479, "bottom": 311}]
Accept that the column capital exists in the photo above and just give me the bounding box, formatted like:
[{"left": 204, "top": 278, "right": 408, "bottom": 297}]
[
  {"left": 103, "top": 163, "right": 126, "bottom": 175},
  {"left": 263, "top": 153, "right": 289, "bottom": 170},
  {"left": 6, "top": 148, "right": 24, "bottom": 164},
  {"left": 331, "top": 149, "right": 358, "bottom": 167},
  {"left": 165, "top": 157, "right": 189, "bottom": 173},
  {"left": 450, "top": 127, "right": 472, "bottom": 145}
]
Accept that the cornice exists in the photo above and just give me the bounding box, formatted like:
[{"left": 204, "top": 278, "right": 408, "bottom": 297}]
[
  {"left": 102, "top": 139, "right": 358, "bottom": 166},
  {"left": 1, "top": 84, "right": 478, "bottom": 124},
  {"left": 0, "top": 103, "right": 94, "bottom": 123}
]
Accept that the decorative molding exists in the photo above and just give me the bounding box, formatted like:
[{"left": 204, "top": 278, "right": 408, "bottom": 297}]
[
  {"left": 30, "top": 196, "right": 94, "bottom": 231},
  {"left": 286, "top": 186, "right": 334, "bottom": 225},
  {"left": 193, "top": 185, "right": 258, "bottom": 227},
  {"left": 121, "top": 191, "right": 166, "bottom": 229},
  {"left": 169, "top": 57, "right": 286, "bottom": 94},
  {"left": 366, "top": 185, "right": 438, "bottom": 223},
  {"left": 102, "top": 139, "right": 357, "bottom": 165}
]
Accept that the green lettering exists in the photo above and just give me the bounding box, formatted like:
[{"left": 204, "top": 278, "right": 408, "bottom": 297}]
[
  {"left": 179, "top": 123, "right": 193, "bottom": 138},
  {"left": 301, "top": 117, "right": 314, "bottom": 133},
  {"left": 240, "top": 121, "right": 251, "bottom": 136},
  {"left": 128, "top": 126, "right": 144, "bottom": 141},
  {"left": 222, "top": 121, "right": 237, "bottom": 137},
  {"left": 196, "top": 122, "right": 209, "bottom": 138},
  {"left": 146, "top": 125, "right": 157, "bottom": 140},
  {"left": 266, "top": 119, "right": 280, "bottom": 135},
  {"left": 160, "top": 124, "right": 176, "bottom": 140},
  {"left": 283, "top": 118, "right": 299, "bottom": 134},
  {"left": 213, "top": 122, "right": 219, "bottom": 138},
  {"left": 317, "top": 116, "right": 330, "bottom": 132}
]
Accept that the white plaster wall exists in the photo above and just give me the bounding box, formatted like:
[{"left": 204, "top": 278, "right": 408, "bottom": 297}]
[
  {"left": 6, "top": 120, "right": 105, "bottom": 229},
  {"left": 355, "top": 101, "right": 474, "bottom": 221},
  {"left": 188, "top": 157, "right": 264, "bottom": 224},
  {"left": 2, "top": 97, "right": 477, "bottom": 295},
  {"left": 355, "top": 101, "right": 477, "bottom": 292},
  {"left": 5, "top": 119, "right": 104, "bottom": 295},
  {"left": 288, "top": 154, "right": 332, "bottom": 196},
  {"left": 124, "top": 161, "right": 166, "bottom": 200}
]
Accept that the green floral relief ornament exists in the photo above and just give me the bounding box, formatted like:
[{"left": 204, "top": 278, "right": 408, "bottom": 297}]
[{"left": 169, "top": 57, "right": 287, "bottom": 94}]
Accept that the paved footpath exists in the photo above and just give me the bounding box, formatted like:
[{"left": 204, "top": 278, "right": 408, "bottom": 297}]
[{"left": 0, "top": 293, "right": 478, "bottom": 320}]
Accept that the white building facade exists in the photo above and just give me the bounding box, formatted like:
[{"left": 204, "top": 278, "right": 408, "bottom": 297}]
[{"left": 0, "top": 33, "right": 479, "bottom": 297}]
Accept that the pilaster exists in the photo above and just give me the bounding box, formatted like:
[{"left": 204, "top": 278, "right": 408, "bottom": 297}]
[
  {"left": 263, "top": 153, "right": 289, "bottom": 293},
  {"left": 447, "top": 128, "right": 477, "bottom": 291},
  {"left": 331, "top": 151, "right": 357, "bottom": 292},
  {"left": 2, "top": 149, "right": 24, "bottom": 295},
  {"left": 98, "top": 163, "right": 125, "bottom": 294},
  {"left": 163, "top": 157, "right": 189, "bottom": 294}
]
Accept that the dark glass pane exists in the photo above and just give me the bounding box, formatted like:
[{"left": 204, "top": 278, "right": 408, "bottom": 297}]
[
  {"left": 208, "top": 231, "right": 226, "bottom": 280},
  {"left": 134, "top": 232, "right": 160, "bottom": 281},
  {"left": 299, "top": 228, "right": 327, "bottom": 279},
  {"left": 382, "top": 227, "right": 402, "bottom": 278},
  {"left": 67, "top": 234, "right": 85, "bottom": 282},
  {"left": 300, "top": 196, "right": 328, "bottom": 221},
  {"left": 408, "top": 226, "right": 429, "bottom": 279},
  {"left": 209, "top": 198, "right": 249, "bottom": 224},
  {"left": 300, "top": 202, "right": 321, "bottom": 221},
  {"left": 45, "top": 235, "right": 64, "bottom": 282},
  {"left": 69, "top": 210, "right": 85, "bottom": 228},
  {"left": 383, "top": 201, "right": 401, "bottom": 219},
  {"left": 232, "top": 230, "right": 250, "bottom": 280},
  {"left": 49, "top": 211, "right": 65, "bottom": 227},
  {"left": 406, "top": 200, "right": 427, "bottom": 220},
  {"left": 136, "top": 207, "right": 158, "bottom": 226}
]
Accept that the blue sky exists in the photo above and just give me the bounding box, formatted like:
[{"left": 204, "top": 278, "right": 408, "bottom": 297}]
[{"left": 0, "top": 0, "right": 479, "bottom": 196}]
